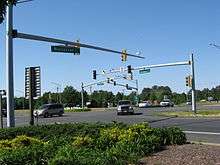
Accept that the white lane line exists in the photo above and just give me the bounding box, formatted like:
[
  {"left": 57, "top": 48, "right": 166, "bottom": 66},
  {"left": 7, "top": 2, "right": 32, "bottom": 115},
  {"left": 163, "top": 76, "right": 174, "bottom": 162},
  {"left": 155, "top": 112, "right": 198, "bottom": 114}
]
[{"left": 184, "top": 131, "right": 220, "bottom": 135}]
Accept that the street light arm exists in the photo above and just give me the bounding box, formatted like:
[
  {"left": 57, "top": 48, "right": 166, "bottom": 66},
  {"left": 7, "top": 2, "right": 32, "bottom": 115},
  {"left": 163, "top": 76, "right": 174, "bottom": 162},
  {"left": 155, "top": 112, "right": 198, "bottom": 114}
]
[
  {"left": 15, "top": 31, "right": 145, "bottom": 59},
  {"left": 51, "top": 82, "right": 62, "bottom": 87},
  {"left": 101, "top": 61, "right": 191, "bottom": 75},
  {"left": 17, "top": 0, "right": 34, "bottom": 4}
]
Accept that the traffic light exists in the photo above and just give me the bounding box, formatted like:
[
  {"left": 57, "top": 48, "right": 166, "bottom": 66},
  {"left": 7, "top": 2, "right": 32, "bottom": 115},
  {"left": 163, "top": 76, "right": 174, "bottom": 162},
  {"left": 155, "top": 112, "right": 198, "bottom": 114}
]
[
  {"left": 107, "top": 78, "right": 110, "bottom": 83},
  {"left": 74, "top": 39, "right": 80, "bottom": 55},
  {"left": 25, "top": 66, "right": 41, "bottom": 98},
  {"left": 185, "top": 76, "right": 192, "bottom": 87},
  {"left": 114, "top": 81, "right": 116, "bottom": 86},
  {"left": 0, "top": 90, "right": 6, "bottom": 96},
  {"left": 127, "top": 65, "right": 132, "bottom": 74},
  {"left": 93, "top": 70, "right": 97, "bottom": 80},
  {"left": 121, "top": 49, "right": 127, "bottom": 62},
  {"left": 185, "top": 76, "right": 189, "bottom": 86},
  {"left": 126, "top": 84, "right": 129, "bottom": 89},
  {"left": 189, "top": 76, "right": 192, "bottom": 87}
]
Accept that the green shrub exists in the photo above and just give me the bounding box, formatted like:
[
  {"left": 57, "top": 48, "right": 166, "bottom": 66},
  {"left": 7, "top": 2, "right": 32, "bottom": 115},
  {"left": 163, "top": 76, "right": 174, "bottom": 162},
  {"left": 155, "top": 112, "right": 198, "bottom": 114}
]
[
  {"left": 72, "top": 136, "right": 94, "bottom": 148},
  {"left": 11, "top": 135, "right": 46, "bottom": 148},
  {"left": 0, "top": 135, "right": 45, "bottom": 150},
  {"left": 151, "top": 127, "right": 187, "bottom": 145},
  {"left": 0, "top": 122, "right": 187, "bottom": 165},
  {"left": 49, "top": 145, "right": 107, "bottom": 165},
  {"left": 0, "top": 139, "right": 11, "bottom": 149},
  {"left": 165, "top": 127, "right": 187, "bottom": 145},
  {"left": 128, "top": 122, "right": 150, "bottom": 133},
  {"left": 0, "top": 123, "right": 109, "bottom": 141},
  {"left": 0, "top": 144, "right": 52, "bottom": 165},
  {"left": 96, "top": 127, "right": 124, "bottom": 150}
]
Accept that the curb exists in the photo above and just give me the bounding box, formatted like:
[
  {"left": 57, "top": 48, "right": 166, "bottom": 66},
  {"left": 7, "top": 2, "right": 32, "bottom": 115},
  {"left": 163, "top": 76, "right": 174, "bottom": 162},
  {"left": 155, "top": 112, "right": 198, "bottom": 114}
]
[{"left": 189, "top": 141, "right": 220, "bottom": 147}]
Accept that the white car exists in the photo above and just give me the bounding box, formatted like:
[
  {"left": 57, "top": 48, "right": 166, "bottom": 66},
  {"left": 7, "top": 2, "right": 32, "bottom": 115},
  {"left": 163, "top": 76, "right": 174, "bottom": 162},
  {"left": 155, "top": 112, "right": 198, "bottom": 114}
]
[
  {"left": 117, "top": 100, "right": 134, "bottom": 115},
  {"left": 160, "top": 99, "right": 174, "bottom": 107},
  {"left": 138, "top": 101, "right": 152, "bottom": 108}
]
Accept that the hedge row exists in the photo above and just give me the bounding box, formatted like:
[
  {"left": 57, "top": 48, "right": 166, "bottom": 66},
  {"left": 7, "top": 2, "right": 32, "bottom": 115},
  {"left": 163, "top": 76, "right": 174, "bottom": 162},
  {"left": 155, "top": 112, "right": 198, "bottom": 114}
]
[{"left": 0, "top": 122, "right": 186, "bottom": 165}]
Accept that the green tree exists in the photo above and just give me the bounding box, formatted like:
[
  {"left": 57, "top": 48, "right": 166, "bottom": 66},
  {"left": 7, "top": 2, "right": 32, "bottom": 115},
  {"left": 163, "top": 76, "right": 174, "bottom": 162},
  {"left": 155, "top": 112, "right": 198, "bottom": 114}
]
[
  {"left": 114, "top": 92, "right": 124, "bottom": 104},
  {"left": 171, "top": 93, "right": 186, "bottom": 105},
  {"left": 127, "top": 92, "right": 138, "bottom": 105},
  {"left": 61, "top": 86, "right": 81, "bottom": 106},
  {"left": 14, "top": 97, "right": 28, "bottom": 110},
  {"left": 140, "top": 88, "right": 151, "bottom": 101},
  {"left": 90, "top": 90, "right": 115, "bottom": 107}
]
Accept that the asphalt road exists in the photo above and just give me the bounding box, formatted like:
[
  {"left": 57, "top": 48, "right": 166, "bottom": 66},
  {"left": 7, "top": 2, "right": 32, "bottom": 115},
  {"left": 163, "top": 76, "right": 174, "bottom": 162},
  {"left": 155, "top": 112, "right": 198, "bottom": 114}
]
[{"left": 1, "top": 104, "right": 220, "bottom": 143}]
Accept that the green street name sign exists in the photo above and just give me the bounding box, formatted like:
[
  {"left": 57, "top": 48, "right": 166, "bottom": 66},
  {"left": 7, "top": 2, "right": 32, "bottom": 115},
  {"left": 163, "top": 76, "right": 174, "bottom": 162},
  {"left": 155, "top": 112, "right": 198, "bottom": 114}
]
[
  {"left": 51, "top": 45, "right": 80, "bottom": 54},
  {"left": 139, "top": 68, "right": 150, "bottom": 74},
  {"left": 97, "top": 83, "right": 104, "bottom": 86}
]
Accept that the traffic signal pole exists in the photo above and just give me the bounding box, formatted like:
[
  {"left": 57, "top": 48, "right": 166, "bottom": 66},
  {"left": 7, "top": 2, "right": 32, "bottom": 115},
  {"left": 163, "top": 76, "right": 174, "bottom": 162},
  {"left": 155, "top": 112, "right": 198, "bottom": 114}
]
[
  {"left": 6, "top": 4, "right": 15, "bottom": 127},
  {"left": 101, "top": 57, "right": 197, "bottom": 112},
  {"left": 29, "top": 68, "right": 34, "bottom": 125},
  {"left": 13, "top": 32, "right": 144, "bottom": 59},
  {"left": 81, "top": 83, "right": 84, "bottom": 109},
  {"left": 0, "top": 94, "right": 3, "bottom": 128},
  {"left": 190, "top": 54, "right": 196, "bottom": 114}
]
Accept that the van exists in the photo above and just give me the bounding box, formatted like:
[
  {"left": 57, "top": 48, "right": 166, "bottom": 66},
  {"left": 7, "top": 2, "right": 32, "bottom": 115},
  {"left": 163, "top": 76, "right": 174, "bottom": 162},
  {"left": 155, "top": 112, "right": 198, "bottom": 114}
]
[{"left": 34, "top": 103, "right": 64, "bottom": 118}]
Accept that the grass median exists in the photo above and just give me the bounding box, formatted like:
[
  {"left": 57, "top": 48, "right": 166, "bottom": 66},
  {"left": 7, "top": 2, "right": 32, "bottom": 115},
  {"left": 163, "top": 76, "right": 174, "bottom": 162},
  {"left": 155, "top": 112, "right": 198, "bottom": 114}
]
[
  {"left": 64, "top": 108, "right": 91, "bottom": 112},
  {"left": 156, "top": 110, "right": 220, "bottom": 118}
]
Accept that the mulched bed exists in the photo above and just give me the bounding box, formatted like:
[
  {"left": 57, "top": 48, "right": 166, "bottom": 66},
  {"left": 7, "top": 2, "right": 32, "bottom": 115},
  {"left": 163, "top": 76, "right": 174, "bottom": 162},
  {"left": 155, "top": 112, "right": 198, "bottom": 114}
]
[{"left": 139, "top": 144, "right": 220, "bottom": 165}]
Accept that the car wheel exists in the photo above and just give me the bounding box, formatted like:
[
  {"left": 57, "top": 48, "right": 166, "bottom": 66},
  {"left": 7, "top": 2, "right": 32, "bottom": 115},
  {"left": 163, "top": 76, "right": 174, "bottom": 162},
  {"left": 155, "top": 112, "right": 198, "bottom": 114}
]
[
  {"left": 44, "top": 113, "right": 49, "bottom": 118},
  {"left": 58, "top": 112, "right": 63, "bottom": 116},
  {"left": 117, "top": 112, "right": 121, "bottom": 115}
]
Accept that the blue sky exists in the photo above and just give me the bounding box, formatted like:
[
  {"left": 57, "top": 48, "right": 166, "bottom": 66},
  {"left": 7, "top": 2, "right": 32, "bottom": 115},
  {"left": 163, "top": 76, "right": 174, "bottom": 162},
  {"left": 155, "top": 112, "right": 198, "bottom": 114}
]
[{"left": 0, "top": 0, "right": 220, "bottom": 96}]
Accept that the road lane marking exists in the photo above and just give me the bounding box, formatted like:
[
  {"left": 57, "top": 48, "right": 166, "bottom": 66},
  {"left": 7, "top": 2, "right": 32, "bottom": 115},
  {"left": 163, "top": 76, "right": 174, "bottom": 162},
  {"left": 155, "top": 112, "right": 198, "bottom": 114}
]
[{"left": 184, "top": 131, "right": 220, "bottom": 135}]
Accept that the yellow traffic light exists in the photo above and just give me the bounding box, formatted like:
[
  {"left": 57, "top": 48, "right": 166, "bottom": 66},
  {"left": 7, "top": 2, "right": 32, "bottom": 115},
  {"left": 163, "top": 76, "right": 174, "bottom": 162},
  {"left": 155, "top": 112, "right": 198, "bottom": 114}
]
[
  {"left": 185, "top": 75, "right": 192, "bottom": 87},
  {"left": 121, "top": 49, "right": 127, "bottom": 62},
  {"left": 189, "top": 76, "right": 192, "bottom": 87}
]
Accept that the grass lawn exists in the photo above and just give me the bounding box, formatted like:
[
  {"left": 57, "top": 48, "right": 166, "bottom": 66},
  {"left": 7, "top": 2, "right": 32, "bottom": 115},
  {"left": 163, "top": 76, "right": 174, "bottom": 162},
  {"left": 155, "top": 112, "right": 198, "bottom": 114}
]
[
  {"left": 15, "top": 109, "right": 30, "bottom": 114},
  {"left": 157, "top": 110, "right": 220, "bottom": 117},
  {"left": 64, "top": 108, "right": 91, "bottom": 112}
]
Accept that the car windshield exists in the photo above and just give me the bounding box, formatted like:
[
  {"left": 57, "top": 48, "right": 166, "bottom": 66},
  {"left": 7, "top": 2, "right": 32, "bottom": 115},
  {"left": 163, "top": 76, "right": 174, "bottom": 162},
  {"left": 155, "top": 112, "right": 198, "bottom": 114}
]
[
  {"left": 118, "top": 101, "right": 131, "bottom": 105},
  {"left": 39, "top": 105, "right": 49, "bottom": 109}
]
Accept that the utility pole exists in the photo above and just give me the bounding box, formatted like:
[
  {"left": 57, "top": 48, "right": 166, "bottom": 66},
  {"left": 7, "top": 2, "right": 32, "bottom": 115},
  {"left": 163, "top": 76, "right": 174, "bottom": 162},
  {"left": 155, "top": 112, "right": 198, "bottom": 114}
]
[
  {"left": 0, "top": 94, "right": 3, "bottom": 128},
  {"left": 135, "top": 79, "right": 139, "bottom": 106},
  {"left": 81, "top": 83, "right": 84, "bottom": 109},
  {"left": 190, "top": 54, "right": 196, "bottom": 113},
  {"left": 51, "top": 82, "right": 62, "bottom": 103},
  {"left": 48, "top": 92, "right": 52, "bottom": 103},
  {"left": 6, "top": 4, "right": 15, "bottom": 127},
  {"left": 90, "top": 86, "right": 92, "bottom": 95},
  {"left": 28, "top": 68, "right": 34, "bottom": 125},
  {"left": 136, "top": 79, "right": 139, "bottom": 94}
]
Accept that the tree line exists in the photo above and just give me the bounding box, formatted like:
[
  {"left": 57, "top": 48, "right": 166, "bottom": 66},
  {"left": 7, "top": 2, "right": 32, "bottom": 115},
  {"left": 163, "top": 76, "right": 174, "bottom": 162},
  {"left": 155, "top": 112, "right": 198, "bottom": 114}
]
[{"left": 1, "top": 85, "right": 220, "bottom": 109}]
